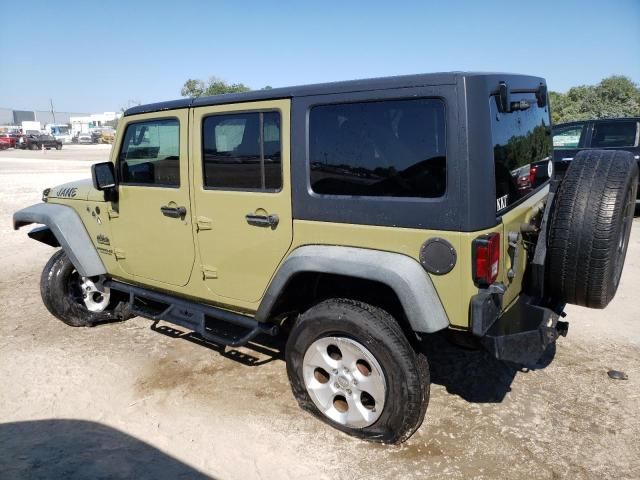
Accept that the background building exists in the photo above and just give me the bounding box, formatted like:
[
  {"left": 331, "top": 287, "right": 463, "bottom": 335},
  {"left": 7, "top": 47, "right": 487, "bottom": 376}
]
[{"left": 0, "top": 107, "right": 90, "bottom": 126}]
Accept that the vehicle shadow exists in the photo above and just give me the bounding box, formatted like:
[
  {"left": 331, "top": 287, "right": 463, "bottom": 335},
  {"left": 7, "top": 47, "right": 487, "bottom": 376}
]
[
  {"left": 420, "top": 331, "right": 556, "bottom": 403},
  {"left": 0, "top": 419, "right": 213, "bottom": 480},
  {"left": 150, "top": 321, "right": 555, "bottom": 404}
]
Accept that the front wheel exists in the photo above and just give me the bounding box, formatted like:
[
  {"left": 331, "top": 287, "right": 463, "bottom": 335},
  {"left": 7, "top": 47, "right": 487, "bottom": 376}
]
[
  {"left": 40, "top": 250, "right": 128, "bottom": 326},
  {"left": 285, "top": 298, "right": 429, "bottom": 444},
  {"left": 55, "top": 144, "right": 62, "bottom": 150}
]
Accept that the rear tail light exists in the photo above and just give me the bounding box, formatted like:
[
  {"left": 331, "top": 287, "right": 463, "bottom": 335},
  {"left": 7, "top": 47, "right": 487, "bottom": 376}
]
[
  {"left": 473, "top": 233, "right": 500, "bottom": 287},
  {"left": 529, "top": 164, "right": 538, "bottom": 186}
]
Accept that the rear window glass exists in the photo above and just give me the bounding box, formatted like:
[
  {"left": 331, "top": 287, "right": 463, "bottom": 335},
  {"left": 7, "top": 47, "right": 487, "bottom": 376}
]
[
  {"left": 202, "top": 111, "right": 281, "bottom": 191},
  {"left": 491, "top": 93, "right": 552, "bottom": 212},
  {"left": 591, "top": 121, "right": 638, "bottom": 148},
  {"left": 309, "top": 98, "right": 446, "bottom": 198}
]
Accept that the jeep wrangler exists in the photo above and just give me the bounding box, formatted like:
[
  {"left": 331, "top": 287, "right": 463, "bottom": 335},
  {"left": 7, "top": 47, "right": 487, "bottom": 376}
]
[{"left": 13, "top": 73, "right": 638, "bottom": 444}]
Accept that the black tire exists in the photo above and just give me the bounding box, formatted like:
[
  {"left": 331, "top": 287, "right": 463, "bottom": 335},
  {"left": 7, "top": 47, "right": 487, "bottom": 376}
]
[
  {"left": 29, "top": 142, "right": 39, "bottom": 150},
  {"left": 285, "top": 298, "right": 429, "bottom": 444},
  {"left": 40, "top": 250, "right": 128, "bottom": 327},
  {"left": 547, "top": 150, "right": 639, "bottom": 308},
  {"left": 55, "top": 143, "right": 62, "bottom": 150}
]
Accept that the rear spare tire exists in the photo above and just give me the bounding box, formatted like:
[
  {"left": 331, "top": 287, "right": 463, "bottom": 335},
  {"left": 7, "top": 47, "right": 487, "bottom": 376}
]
[{"left": 547, "top": 150, "right": 638, "bottom": 308}]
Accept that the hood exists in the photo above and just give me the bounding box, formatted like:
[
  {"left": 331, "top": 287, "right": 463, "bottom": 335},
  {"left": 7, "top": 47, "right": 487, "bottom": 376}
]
[{"left": 46, "top": 178, "right": 105, "bottom": 202}]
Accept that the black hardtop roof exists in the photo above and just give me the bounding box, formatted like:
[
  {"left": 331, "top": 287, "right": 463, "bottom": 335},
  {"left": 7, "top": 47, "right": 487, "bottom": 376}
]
[{"left": 124, "top": 71, "right": 544, "bottom": 117}]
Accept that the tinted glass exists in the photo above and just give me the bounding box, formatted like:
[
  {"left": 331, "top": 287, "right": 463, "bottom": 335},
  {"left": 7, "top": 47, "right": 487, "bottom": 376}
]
[
  {"left": 119, "top": 119, "right": 180, "bottom": 186},
  {"left": 202, "top": 112, "right": 281, "bottom": 190},
  {"left": 491, "top": 93, "right": 552, "bottom": 211},
  {"left": 309, "top": 98, "right": 446, "bottom": 198},
  {"left": 591, "top": 121, "right": 637, "bottom": 148},
  {"left": 553, "top": 125, "right": 585, "bottom": 149}
]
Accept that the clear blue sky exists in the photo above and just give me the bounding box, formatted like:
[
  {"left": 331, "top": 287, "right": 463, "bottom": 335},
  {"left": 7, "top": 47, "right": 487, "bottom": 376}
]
[{"left": 1, "top": 0, "right": 638, "bottom": 113}]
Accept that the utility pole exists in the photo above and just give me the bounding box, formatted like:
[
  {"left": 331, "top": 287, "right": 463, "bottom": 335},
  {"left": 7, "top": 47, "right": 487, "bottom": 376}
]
[{"left": 50, "top": 99, "right": 56, "bottom": 124}]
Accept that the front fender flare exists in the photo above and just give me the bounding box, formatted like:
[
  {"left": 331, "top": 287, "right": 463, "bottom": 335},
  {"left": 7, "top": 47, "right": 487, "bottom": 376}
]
[
  {"left": 256, "top": 245, "right": 450, "bottom": 333},
  {"left": 13, "top": 203, "right": 106, "bottom": 277}
]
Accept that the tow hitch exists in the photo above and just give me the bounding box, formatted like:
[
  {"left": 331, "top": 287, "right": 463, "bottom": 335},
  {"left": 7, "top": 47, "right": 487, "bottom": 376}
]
[{"left": 556, "top": 320, "right": 569, "bottom": 337}]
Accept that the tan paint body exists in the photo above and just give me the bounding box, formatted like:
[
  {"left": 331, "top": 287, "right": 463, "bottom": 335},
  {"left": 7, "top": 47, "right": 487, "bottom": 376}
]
[{"left": 47, "top": 99, "right": 548, "bottom": 329}]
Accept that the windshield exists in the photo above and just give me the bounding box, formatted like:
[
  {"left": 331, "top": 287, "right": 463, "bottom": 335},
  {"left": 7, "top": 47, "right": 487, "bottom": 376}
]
[{"left": 491, "top": 92, "right": 552, "bottom": 212}]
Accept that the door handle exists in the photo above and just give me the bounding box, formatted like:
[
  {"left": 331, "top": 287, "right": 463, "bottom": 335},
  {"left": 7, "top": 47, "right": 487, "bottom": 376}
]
[
  {"left": 161, "top": 205, "right": 187, "bottom": 219},
  {"left": 245, "top": 213, "right": 279, "bottom": 229}
]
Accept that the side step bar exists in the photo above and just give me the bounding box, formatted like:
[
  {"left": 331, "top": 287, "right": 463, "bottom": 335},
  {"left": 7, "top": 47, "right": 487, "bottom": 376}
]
[{"left": 106, "top": 280, "right": 278, "bottom": 347}]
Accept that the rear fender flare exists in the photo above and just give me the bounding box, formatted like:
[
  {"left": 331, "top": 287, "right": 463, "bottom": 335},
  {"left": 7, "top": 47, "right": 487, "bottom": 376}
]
[{"left": 256, "top": 245, "right": 450, "bottom": 333}]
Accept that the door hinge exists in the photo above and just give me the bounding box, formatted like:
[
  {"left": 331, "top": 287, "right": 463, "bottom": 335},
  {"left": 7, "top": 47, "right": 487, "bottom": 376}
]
[
  {"left": 196, "top": 216, "right": 212, "bottom": 232},
  {"left": 114, "top": 248, "right": 126, "bottom": 260},
  {"left": 107, "top": 207, "right": 119, "bottom": 219},
  {"left": 200, "top": 265, "right": 217, "bottom": 279}
]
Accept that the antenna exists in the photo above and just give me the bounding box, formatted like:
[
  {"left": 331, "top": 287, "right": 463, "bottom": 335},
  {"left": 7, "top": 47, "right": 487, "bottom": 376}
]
[{"left": 50, "top": 99, "right": 56, "bottom": 124}]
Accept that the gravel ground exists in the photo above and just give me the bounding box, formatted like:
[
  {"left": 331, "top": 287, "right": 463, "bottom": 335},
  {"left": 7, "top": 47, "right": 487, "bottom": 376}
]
[{"left": 1, "top": 147, "right": 639, "bottom": 480}]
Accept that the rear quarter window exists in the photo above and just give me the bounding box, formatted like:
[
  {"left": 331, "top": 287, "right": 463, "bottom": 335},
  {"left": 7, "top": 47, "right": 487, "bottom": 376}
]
[{"left": 309, "top": 98, "right": 446, "bottom": 198}]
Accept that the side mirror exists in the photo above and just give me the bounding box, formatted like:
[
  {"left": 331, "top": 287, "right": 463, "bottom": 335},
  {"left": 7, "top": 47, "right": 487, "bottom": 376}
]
[{"left": 91, "top": 161, "right": 116, "bottom": 190}]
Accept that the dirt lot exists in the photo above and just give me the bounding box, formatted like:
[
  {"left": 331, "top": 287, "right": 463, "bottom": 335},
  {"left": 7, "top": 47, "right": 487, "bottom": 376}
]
[{"left": 1, "top": 146, "right": 639, "bottom": 480}]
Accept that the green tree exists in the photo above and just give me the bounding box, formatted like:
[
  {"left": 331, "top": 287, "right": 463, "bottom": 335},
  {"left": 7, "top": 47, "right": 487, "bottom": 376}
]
[
  {"left": 181, "top": 79, "right": 206, "bottom": 98},
  {"left": 181, "top": 76, "right": 251, "bottom": 98},
  {"left": 549, "top": 75, "right": 640, "bottom": 124}
]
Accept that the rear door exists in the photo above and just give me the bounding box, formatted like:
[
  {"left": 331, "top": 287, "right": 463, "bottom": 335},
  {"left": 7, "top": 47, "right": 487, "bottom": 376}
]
[{"left": 191, "top": 100, "right": 293, "bottom": 303}]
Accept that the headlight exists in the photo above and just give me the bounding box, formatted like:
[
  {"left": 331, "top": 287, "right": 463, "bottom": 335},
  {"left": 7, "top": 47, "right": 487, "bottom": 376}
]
[{"left": 42, "top": 188, "right": 50, "bottom": 202}]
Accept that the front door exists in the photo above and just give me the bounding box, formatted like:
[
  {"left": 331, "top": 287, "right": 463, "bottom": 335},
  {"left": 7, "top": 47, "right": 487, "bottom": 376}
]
[
  {"left": 111, "top": 110, "right": 195, "bottom": 286},
  {"left": 191, "top": 100, "right": 293, "bottom": 303}
]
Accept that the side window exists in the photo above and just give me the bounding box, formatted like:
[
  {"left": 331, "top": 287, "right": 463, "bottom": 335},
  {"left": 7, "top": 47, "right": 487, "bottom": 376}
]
[
  {"left": 119, "top": 118, "right": 180, "bottom": 187},
  {"left": 309, "top": 98, "right": 446, "bottom": 198},
  {"left": 553, "top": 125, "right": 585, "bottom": 149},
  {"left": 202, "top": 111, "right": 281, "bottom": 190},
  {"left": 591, "top": 121, "right": 638, "bottom": 148}
]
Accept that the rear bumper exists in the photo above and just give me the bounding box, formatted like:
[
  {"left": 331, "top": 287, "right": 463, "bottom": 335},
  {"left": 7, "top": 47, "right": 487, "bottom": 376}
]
[{"left": 471, "top": 290, "right": 567, "bottom": 364}]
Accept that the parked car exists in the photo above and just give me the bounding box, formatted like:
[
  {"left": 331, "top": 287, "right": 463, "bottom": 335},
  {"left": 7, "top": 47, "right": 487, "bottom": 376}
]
[
  {"left": 553, "top": 117, "right": 640, "bottom": 178},
  {"left": 13, "top": 73, "right": 638, "bottom": 444},
  {"left": 0, "top": 133, "right": 18, "bottom": 149},
  {"left": 75, "top": 132, "right": 94, "bottom": 144},
  {"left": 16, "top": 133, "right": 63, "bottom": 150}
]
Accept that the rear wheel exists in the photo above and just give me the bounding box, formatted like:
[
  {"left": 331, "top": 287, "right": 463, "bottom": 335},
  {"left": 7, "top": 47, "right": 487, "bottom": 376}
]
[
  {"left": 547, "top": 150, "right": 638, "bottom": 308},
  {"left": 285, "top": 298, "right": 429, "bottom": 443},
  {"left": 55, "top": 143, "right": 62, "bottom": 150},
  {"left": 40, "top": 250, "right": 128, "bottom": 326},
  {"left": 29, "top": 143, "right": 39, "bottom": 150}
]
